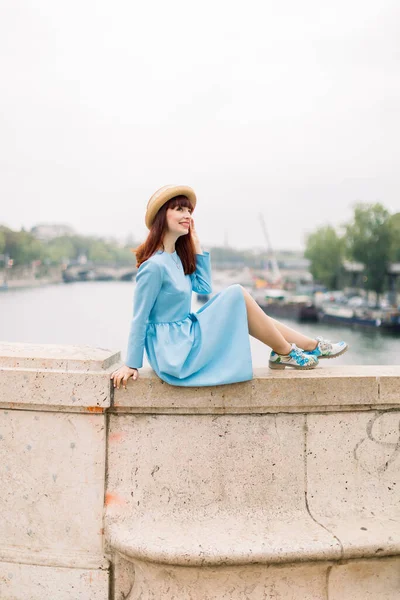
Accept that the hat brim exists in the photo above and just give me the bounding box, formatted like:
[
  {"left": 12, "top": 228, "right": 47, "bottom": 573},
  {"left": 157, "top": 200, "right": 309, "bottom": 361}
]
[{"left": 145, "top": 185, "right": 197, "bottom": 229}]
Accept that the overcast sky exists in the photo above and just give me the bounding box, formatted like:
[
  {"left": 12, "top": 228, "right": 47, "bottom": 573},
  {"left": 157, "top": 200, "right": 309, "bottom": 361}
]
[{"left": 1, "top": 0, "right": 399, "bottom": 250}]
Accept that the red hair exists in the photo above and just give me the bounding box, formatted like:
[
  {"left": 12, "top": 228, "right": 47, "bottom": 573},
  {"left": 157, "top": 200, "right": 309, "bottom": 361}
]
[{"left": 133, "top": 195, "right": 197, "bottom": 274}]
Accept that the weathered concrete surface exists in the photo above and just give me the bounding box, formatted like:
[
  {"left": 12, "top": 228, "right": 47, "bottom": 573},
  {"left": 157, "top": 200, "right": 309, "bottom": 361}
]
[
  {"left": 110, "top": 555, "right": 400, "bottom": 600},
  {"left": 112, "top": 365, "right": 400, "bottom": 413},
  {"left": 0, "top": 344, "right": 115, "bottom": 600},
  {"left": 0, "top": 409, "right": 106, "bottom": 561},
  {"left": 0, "top": 342, "right": 118, "bottom": 371},
  {"left": 0, "top": 561, "right": 109, "bottom": 600},
  {"left": 0, "top": 342, "right": 119, "bottom": 410},
  {"left": 2, "top": 344, "right": 400, "bottom": 599},
  {"left": 306, "top": 411, "right": 400, "bottom": 559},
  {"left": 329, "top": 557, "right": 400, "bottom": 600},
  {"left": 108, "top": 366, "right": 400, "bottom": 599},
  {"left": 106, "top": 414, "right": 340, "bottom": 565},
  {"left": 120, "top": 556, "right": 328, "bottom": 600},
  {"left": 112, "top": 555, "right": 400, "bottom": 600}
]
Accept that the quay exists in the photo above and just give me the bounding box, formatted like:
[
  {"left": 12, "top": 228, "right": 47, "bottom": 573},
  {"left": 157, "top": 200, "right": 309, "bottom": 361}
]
[{"left": 1, "top": 342, "right": 400, "bottom": 599}]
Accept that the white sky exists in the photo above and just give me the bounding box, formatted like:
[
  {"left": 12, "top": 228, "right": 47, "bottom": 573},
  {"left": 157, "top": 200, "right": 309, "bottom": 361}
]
[{"left": 1, "top": 0, "right": 399, "bottom": 250}]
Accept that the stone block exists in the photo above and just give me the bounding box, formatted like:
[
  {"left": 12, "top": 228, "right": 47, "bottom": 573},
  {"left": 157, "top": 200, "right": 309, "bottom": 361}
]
[
  {"left": 0, "top": 342, "right": 118, "bottom": 409},
  {"left": 0, "top": 561, "right": 109, "bottom": 600},
  {"left": 106, "top": 414, "right": 339, "bottom": 564},
  {"left": 378, "top": 367, "right": 400, "bottom": 404},
  {"left": 306, "top": 411, "right": 400, "bottom": 558},
  {"left": 329, "top": 557, "right": 400, "bottom": 599},
  {"left": 0, "top": 341, "right": 119, "bottom": 371},
  {"left": 0, "top": 409, "right": 106, "bottom": 564}
]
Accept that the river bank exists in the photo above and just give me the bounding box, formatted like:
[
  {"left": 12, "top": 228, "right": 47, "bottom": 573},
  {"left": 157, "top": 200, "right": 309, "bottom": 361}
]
[
  {"left": 0, "top": 266, "right": 63, "bottom": 291},
  {"left": 0, "top": 277, "right": 63, "bottom": 291}
]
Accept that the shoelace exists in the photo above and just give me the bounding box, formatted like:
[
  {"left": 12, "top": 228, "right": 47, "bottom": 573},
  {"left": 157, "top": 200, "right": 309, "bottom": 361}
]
[
  {"left": 317, "top": 337, "right": 332, "bottom": 352},
  {"left": 291, "top": 346, "right": 310, "bottom": 365}
]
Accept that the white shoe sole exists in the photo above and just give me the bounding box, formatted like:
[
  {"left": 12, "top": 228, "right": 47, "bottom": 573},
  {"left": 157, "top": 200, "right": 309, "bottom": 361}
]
[{"left": 269, "top": 361, "right": 318, "bottom": 370}]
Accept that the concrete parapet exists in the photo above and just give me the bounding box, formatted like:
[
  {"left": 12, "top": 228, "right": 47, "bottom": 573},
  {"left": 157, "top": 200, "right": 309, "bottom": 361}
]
[
  {"left": 0, "top": 343, "right": 118, "bottom": 600},
  {"left": 1, "top": 343, "right": 400, "bottom": 599},
  {"left": 108, "top": 365, "right": 400, "bottom": 599},
  {"left": 112, "top": 365, "right": 400, "bottom": 413},
  {"left": 0, "top": 342, "right": 117, "bottom": 411}
]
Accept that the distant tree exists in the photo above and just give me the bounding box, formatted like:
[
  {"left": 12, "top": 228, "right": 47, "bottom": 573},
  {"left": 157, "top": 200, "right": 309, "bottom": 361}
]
[
  {"left": 44, "top": 236, "right": 76, "bottom": 264},
  {"left": 43, "top": 234, "right": 137, "bottom": 266},
  {"left": 345, "top": 203, "right": 392, "bottom": 301},
  {"left": 389, "top": 212, "right": 400, "bottom": 262},
  {"left": 114, "top": 245, "right": 137, "bottom": 265},
  {"left": 304, "top": 225, "right": 343, "bottom": 289},
  {"left": 87, "top": 240, "right": 115, "bottom": 263},
  {"left": 0, "top": 230, "right": 5, "bottom": 255},
  {"left": 0, "top": 226, "right": 45, "bottom": 266}
]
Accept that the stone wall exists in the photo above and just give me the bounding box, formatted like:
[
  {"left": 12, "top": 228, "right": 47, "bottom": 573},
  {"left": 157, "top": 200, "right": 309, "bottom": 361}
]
[{"left": 1, "top": 342, "right": 399, "bottom": 599}]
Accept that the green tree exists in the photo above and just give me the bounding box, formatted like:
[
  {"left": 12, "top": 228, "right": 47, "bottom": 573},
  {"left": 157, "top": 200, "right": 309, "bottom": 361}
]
[
  {"left": 389, "top": 212, "right": 400, "bottom": 262},
  {"left": 0, "top": 230, "right": 5, "bottom": 255},
  {"left": 44, "top": 236, "right": 76, "bottom": 264},
  {"left": 87, "top": 240, "right": 115, "bottom": 263},
  {"left": 345, "top": 203, "right": 392, "bottom": 300},
  {"left": 304, "top": 225, "right": 343, "bottom": 289},
  {"left": 0, "top": 226, "right": 45, "bottom": 266}
]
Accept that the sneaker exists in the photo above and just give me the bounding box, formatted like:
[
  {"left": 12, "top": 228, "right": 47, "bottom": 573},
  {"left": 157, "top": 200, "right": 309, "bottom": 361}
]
[
  {"left": 305, "top": 336, "right": 348, "bottom": 359},
  {"left": 269, "top": 343, "right": 319, "bottom": 370}
]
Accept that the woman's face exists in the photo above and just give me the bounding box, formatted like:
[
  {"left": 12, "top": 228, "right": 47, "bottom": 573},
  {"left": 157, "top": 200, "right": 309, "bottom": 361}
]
[{"left": 165, "top": 204, "right": 193, "bottom": 237}]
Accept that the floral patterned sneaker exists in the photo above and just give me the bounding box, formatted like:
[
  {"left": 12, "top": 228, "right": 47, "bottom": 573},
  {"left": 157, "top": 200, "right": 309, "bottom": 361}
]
[
  {"left": 269, "top": 343, "right": 319, "bottom": 370},
  {"left": 305, "top": 336, "right": 348, "bottom": 359}
]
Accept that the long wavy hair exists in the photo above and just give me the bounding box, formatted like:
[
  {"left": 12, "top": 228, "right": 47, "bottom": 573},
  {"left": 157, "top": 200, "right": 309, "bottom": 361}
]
[{"left": 133, "top": 195, "right": 197, "bottom": 274}]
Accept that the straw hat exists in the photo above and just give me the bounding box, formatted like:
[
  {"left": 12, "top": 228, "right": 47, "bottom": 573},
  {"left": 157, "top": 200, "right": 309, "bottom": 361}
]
[{"left": 145, "top": 185, "right": 197, "bottom": 229}]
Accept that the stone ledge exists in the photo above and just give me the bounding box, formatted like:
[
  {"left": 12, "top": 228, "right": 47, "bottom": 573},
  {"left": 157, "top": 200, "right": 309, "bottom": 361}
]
[
  {"left": 112, "top": 365, "right": 400, "bottom": 414},
  {"left": 0, "top": 561, "right": 109, "bottom": 600},
  {"left": 0, "top": 342, "right": 120, "bottom": 371},
  {"left": 2, "top": 344, "right": 399, "bottom": 413},
  {"left": 107, "top": 515, "right": 400, "bottom": 568},
  {"left": 107, "top": 515, "right": 342, "bottom": 567},
  {"left": 0, "top": 369, "right": 112, "bottom": 409},
  {"left": 0, "top": 343, "right": 120, "bottom": 409},
  {"left": 0, "top": 545, "right": 109, "bottom": 570}
]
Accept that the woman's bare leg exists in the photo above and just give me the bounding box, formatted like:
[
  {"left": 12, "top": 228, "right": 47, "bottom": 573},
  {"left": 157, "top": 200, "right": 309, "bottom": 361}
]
[
  {"left": 240, "top": 287, "right": 292, "bottom": 355},
  {"left": 269, "top": 318, "right": 318, "bottom": 351},
  {"left": 241, "top": 287, "right": 317, "bottom": 353}
]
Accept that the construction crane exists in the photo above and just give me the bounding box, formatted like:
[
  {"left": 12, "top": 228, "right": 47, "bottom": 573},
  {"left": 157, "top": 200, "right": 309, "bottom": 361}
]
[{"left": 259, "top": 213, "right": 282, "bottom": 285}]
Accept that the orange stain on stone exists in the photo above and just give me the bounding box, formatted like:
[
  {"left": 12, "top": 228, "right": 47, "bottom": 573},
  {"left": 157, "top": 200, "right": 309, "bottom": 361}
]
[
  {"left": 105, "top": 492, "right": 126, "bottom": 506},
  {"left": 108, "top": 432, "right": 124, "bottom": 442},
  {"left": 87, "top": 406, "right": 104, "bottom": 413}
]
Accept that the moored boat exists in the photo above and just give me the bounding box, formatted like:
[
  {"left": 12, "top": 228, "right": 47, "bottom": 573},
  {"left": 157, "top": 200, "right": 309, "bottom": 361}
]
[
  {"left": 253, "top": 289, "right": 319, "bottom": 322},
  {"left": 318, "top": 303, "right": 400, "bottom": 332}
]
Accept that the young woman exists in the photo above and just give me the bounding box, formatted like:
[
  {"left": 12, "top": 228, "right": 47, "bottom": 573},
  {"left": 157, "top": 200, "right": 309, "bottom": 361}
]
[{"left": 111, "top": 185, "right": 348, "bottom": 389}]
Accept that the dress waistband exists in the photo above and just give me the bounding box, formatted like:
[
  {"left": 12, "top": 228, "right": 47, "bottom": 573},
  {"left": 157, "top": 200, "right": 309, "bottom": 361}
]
[{"left": 147, "top": 314, "right": 195, "bottom": 326}]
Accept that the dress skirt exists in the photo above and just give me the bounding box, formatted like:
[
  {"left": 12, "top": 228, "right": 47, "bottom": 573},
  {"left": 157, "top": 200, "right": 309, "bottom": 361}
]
[{"left": 146, "top": 284, "right": 253, "bottom": 387}]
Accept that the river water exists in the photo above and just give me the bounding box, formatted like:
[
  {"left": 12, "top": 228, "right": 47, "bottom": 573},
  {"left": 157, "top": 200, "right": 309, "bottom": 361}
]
[{"left": 1, "top": 281, "right": 399, "bottom": 367}]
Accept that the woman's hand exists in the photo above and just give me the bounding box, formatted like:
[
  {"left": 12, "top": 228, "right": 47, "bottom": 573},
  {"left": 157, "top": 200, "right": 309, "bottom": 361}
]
[
  {"left": 190, "top": 218, "right": 202, "bottom": 254},
  {"left": 110, "top": 365, "right": 138, "bottom": 389}
]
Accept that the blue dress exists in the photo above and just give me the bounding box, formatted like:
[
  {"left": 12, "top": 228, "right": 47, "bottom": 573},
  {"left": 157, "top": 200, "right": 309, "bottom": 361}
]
[{"left": 125, "top": 250, "right": 253, "bottom": 387}]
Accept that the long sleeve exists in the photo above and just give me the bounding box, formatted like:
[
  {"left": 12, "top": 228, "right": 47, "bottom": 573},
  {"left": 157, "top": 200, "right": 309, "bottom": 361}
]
[
  {"left": 190, "top": 251, "right": 212, "bottom": 294},
  {"left": 125, "top": 260, "right": 163, "bottom": 369}
]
